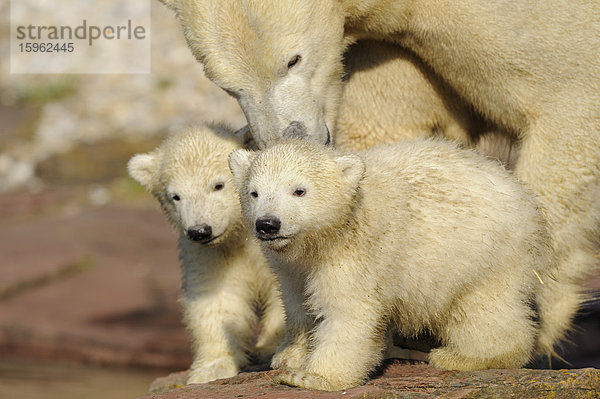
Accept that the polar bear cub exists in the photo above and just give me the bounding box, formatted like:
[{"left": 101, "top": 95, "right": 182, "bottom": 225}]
[
  {"left": 229, "top": 139, "right": 556, "bottom": 391},
  {"left": 128, "top": 125, "right": 284, "bottom": 384}
]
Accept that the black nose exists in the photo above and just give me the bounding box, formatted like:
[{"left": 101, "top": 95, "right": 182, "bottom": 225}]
[
  {"left": 187, "top": 224, "right": 212, "bottom": 242},
  {"left": 255, "top": 216, "right": 281, "bottom": 238},
  {"left": 282, "top": 121, "right": 307, "bottom": 140}
]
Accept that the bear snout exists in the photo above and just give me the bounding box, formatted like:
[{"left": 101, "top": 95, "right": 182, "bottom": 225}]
[
  {"left": 255, "top": 216, "right": 282, "bottom": 239},
  {"left": 187, "top": 224, "right": 213, "bottom": 243}
]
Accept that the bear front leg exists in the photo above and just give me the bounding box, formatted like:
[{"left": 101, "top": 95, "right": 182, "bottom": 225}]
[
  {"left": 277, "top": 312, "right": 386, "bottom": 391},
  {"left": 253, "top": 277, "right": 286, "bottom": 364},
  {"left": 269, "top": 263, "right": 312, "bottom": 370},
  {"left": 515, "top": 114, "right": 600, "bottom": 356},
  {"left": 183, "top": 290, "right": 255, "bottom": 384}
]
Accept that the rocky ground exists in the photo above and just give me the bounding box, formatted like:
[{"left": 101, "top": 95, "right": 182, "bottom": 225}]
[
  {"left": 0, "top": 2, "right": 599, "bottom": 399},
  {"left": 145, "top": 361, "right": 600, "bottom": 399}
]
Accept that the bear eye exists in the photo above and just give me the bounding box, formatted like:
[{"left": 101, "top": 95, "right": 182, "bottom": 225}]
[
  {"left": 171, "top": 193, "right": 181, "bottom": 201},
  {"left": 287, "top": 55, "right": 301, "bottom": 69},
  {"left": 214, "top": 182, "right": 224, "bottom": 191},
  {"left": 293, "top": 188, "right": 306, "bottom": 197},
  {"left": 250, "top": 191, "right": 258, "bottom": 198}
]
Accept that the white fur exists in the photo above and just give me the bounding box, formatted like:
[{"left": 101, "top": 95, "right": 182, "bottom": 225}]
[
  {"left": 128, "top": 125, "right": 284, "bottom": 384},
  {"left": 223, "top": 39, "right": 515, "bottom": 168},
  {"left": 338, "top": 40, "right": 515, "bottom": 167},
  {"left": 160, "top": 0, "right": 599, "bottom": 361},
  {"left": 230, "top": 139, "right": 556, "bottom": 391},
  {"left": 159, "top": 0, "right": 345, "bottom": 148}
]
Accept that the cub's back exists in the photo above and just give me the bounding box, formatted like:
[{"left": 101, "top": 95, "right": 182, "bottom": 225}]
[
  {"left": 359, "top": 138, "right": 534, "bottom": 222},
  {"left": 350, "top": 139, "right": 552, "bottom": 313},
  {"left": 356, "top": 138, "right": 550, "bottom": 274}
]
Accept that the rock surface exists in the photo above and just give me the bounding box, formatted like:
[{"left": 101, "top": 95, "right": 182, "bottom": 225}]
[
  {"left": 144, "top": 361, "right": 600, "bottom": 399},
  {"left": 0, "top": 186, "right": 192, "bottom": 370}
]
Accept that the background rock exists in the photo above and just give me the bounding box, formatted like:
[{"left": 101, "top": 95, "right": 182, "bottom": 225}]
[
  {"left": 0, "top": 2, "right": 245, "bottom": 396},
  {"left": 0, "top": 2, "right": 246, "bottom": 193}
]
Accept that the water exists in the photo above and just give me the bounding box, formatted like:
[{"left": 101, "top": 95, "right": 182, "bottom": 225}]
[{"left": 0, "top": 358, "right": 166, "bottom": 399}]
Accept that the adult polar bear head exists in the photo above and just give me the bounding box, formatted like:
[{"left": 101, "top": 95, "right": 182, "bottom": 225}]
[{"left": 159, "top": 0, "right": 345, "bottom": 148}]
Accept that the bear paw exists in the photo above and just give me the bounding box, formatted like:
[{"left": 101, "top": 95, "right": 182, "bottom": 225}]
[
  {"left": 271, "top": 344, "right": 308, "bottom": 370},
  {"left": 275, "top": 368, "right": 334, "bottom": 391},
  {"left": 187, "top": 357, "right": 239, "bottom": 384}
]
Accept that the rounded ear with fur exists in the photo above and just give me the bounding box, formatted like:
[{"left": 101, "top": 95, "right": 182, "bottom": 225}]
[
  {"left": 128, "top": 152, "right": 159, "bottom": 190},
  {"left": 228, "top": 149, "right": 256, "bottom": 192},
  {"left": 335, "top": 154, "right": 365, "bottom": 190}
]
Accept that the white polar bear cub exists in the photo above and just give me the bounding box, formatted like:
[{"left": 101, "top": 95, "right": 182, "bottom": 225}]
[
  {"left": 229, "top": 139, "right": 556, "bottom": 391},
  {"left": 128, "top": 125, "right": 285, "bottom": 384}
]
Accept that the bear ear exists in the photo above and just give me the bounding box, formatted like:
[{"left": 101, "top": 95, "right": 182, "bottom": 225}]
[
  {"left": 156, "top": 0, "right": 177, "bottom": 10},
  {"left": 228, "top": 149, "right": 256, "bottom": 190},
  {"left": 128, "top": 153, "right": 159, "bottom": 189},
  {"left": 335, "top": 154, "right": 365, "bottom": 190}
]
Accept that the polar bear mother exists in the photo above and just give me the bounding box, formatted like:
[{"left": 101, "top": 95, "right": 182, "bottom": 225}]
[{"left": 160, "top": 0, "right": 600, "bottom": 353}]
